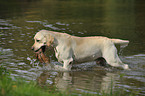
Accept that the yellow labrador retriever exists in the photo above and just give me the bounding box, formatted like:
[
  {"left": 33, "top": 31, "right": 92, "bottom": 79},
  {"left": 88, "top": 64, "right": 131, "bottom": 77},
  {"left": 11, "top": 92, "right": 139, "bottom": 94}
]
[{"left": 32, "top": 30, "right": 129, "bottom": 70}]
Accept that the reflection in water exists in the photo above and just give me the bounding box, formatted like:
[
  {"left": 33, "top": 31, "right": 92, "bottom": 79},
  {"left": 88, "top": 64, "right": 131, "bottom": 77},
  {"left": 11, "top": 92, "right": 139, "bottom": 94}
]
[{"left": 37, "top": 69, "right": 118, "bottom": 94}]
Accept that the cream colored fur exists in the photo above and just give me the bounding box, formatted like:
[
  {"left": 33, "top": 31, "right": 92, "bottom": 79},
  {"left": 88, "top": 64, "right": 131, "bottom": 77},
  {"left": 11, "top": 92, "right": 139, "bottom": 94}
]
[{"left": 32, "top": 30, "right": 129, "bottom": 70}]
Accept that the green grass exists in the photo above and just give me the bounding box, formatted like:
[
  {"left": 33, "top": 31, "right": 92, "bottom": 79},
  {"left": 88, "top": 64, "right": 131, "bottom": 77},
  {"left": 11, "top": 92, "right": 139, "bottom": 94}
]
[{"left": 0, "top": 66, "right": 67, "bottom": 96}]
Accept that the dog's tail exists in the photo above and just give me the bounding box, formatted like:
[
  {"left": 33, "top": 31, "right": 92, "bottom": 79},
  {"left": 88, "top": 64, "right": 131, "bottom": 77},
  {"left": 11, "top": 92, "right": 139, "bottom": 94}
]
[{"left": 111, "top": 39, "right": 129, "bottom": 46}]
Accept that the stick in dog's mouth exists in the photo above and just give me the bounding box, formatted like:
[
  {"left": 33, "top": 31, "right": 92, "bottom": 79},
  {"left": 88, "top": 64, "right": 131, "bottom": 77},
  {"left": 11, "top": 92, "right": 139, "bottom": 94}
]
[{"left": 35, "top": 46, "right": 50, "bottom": 64}]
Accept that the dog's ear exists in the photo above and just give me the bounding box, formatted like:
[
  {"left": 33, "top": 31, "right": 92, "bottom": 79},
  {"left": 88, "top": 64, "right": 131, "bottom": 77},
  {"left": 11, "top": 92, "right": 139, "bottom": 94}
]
[{"left": 45, "top": 33, "right": 54, "bottom": 46}]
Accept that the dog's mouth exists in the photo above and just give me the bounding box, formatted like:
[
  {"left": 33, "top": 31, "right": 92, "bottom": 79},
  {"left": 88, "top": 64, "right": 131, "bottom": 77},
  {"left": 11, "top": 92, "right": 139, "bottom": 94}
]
[
  {"left": 35, "top": 46, "right": 46, "bottom": 53},
  {"left": 41, "top": 46, "right": 46, "bottom": 53}
]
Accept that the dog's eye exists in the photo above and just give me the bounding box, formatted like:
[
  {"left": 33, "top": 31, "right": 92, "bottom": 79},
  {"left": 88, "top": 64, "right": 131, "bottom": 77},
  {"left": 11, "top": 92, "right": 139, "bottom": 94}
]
[{"left": 36, "top": 40, "right": 40, "bottom": 42}]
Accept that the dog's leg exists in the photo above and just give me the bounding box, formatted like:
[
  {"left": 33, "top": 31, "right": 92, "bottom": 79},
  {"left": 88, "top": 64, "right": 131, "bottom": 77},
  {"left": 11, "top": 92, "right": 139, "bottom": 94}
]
[
  {"left": 102, "top": 44, "right": 129, "bottom": 69},
  {"left": 63, "top": 58, "right": 73, "bottom": 71}
]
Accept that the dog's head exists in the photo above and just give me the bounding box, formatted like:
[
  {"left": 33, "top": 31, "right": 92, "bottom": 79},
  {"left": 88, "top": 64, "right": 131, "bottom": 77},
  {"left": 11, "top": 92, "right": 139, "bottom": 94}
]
[{"left": 31, "top": 30, "right": 54, "bottom": 52}]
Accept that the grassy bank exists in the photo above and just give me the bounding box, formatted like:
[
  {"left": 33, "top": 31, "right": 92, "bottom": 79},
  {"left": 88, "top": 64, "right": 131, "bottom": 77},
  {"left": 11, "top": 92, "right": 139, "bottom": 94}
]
[{"left": 0, "top": 66, "right": 68, "bottom": 96}]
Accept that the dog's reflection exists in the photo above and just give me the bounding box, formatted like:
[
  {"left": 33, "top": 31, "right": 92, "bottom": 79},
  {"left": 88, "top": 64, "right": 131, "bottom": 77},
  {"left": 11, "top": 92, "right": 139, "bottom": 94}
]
[
  {"left": 37, "top": 68, "right": 118, "bottom": 93},
  {"left": 37, "top": 71, "right": 50, "bottom": 86}
]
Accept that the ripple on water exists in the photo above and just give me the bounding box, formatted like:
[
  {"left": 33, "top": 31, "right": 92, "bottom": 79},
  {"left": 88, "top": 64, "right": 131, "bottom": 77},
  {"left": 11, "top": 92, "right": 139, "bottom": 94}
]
[{"left": 0, "top": 19, "right": 21, "bottom": 29}]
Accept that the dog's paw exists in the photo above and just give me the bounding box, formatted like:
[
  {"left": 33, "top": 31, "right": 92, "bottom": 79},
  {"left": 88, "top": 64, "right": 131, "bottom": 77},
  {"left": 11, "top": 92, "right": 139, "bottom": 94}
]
[{"left": 123, "top": 64, "right": 130, "bottom": 70}]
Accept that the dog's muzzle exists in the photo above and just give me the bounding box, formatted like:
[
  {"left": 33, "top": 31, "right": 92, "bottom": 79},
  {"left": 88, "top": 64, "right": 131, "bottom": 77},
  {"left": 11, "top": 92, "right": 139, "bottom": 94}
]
[{"left": 31, "top": 46, "right": 46, "bottom": 53}]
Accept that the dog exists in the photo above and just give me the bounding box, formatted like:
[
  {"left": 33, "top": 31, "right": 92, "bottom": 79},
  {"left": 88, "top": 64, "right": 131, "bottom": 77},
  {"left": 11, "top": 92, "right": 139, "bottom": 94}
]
[{"left": 31, "top": 30, "right": 129, "bottom": 70}]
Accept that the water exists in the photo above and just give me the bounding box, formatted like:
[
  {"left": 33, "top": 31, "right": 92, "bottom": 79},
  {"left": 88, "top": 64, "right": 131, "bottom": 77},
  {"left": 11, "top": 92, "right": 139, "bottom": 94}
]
[{"left": 0, "top": 0, "right": 145, "bottom": 95}]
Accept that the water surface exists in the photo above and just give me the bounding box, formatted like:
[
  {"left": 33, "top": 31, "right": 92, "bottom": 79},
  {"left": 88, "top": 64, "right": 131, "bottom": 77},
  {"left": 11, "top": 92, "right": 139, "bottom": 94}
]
[{"left": 0, "top": 0, "right": 145, "bottom": 95}]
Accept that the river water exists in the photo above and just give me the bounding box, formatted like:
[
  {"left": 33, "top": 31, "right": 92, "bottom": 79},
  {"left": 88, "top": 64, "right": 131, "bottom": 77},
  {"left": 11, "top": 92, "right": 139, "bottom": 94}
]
[{"left": 0, "top": 0, "right": 145, "bottom": 95}]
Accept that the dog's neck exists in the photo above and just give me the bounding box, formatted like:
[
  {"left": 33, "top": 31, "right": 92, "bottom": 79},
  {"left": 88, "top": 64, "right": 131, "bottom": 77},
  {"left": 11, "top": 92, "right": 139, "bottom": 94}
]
[{"left": 50, "top": 32, "right": 71, "bottom": 48}]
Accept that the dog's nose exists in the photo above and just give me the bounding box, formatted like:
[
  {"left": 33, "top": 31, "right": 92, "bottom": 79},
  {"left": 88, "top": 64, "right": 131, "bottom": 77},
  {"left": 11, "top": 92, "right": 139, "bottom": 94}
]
[{"left": 31, "top": 46, "right": 34, "bottom": 50}]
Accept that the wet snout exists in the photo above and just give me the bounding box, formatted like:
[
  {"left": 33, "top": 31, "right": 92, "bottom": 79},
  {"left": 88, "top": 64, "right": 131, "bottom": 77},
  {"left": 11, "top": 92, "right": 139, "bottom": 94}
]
[
  {"left": 31, "top": 46, "right": 34, "bottom": 51},
  {"left": 31, "top": 46, "right": 38, "bottom": 52},
  {"left": 31, "top": 45, "right": 40, "bottom": 52},
  {"left": 31, "top": 43, "right": 43, "bottom": 52}
]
